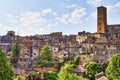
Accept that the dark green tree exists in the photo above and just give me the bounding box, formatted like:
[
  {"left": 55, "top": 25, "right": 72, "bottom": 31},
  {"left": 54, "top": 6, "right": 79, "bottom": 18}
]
[
  {"left": 70, "top": 56, "right": 80, "bottom": 68},
  {"left": 81, "top": 51, "right": 90, "bottom": 55},
  {"left": 86, "top": 62, "right": 103, "bottom": 80},
  {"left": 11, "top": 39, "right": 20, "bottom": 67},
  {"left": 0, "top": 48, "right": 14, "bottom": 80},
  {"left": 38, "top": 43, "right": 53, "bottom": 67},
  {"left": 44, "top": 71, "right": 57, "bottom": 80},
  {"left": 106, "top": 54, "right": 120, "bottom": 80},
  {"left": 73, "top": 56, "right": 80, "bottom": 67}
]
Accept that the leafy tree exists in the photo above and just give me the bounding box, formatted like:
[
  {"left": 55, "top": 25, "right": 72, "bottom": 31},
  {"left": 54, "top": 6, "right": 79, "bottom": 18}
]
[
  {"left": 11, "top": 39, "right": 20, "bottom": 67},
  {"left": 117, "top": 32, "right": 120, "bottom": 38},
  {"left": 38, "top": 43, "right": 53, "bottom": 67},
  {"left": 0, "top": 48, "right": 14, "bottom": 80},
  {"left": 68, "top": 73, "right": 88, "bottom": 80},
  {"left": 27, "top": 73, "right": 41, "bottom": 80},
  {"left": 73, "top": 56, "right": 80, "bottom": 66},
  {"left": 86, "top": 62, "right": 103, "bottom": 80},
  {"left": 14, "top": 76, "right": 25, "bottom": 80},
  {"left": 44, "top": 71, "right": 57, "bottom": 80},
  {"left": 57, "top": 63, "right": 73, "bottom": 80},
  {"left": 81, "top": 51, "right": 89, "bottom": 55},
  {"left": 70, "top": 56, "right": 80, "bottom": 67},
  {"left": 58, "top": 62, "right": 88, "bottom": 80},
  {"left": 106, "top": 54, "right": 120, "bottom": 80}
]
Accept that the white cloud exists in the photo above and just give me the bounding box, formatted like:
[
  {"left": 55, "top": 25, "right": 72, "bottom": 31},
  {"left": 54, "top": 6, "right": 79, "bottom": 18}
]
[
  {"left": 70, "top": 8, "right": 87, "bottom": 24},
  {"left": 87, "top": 0, "right": 102, "bottom": 7},
  {"left": 106, "top": 2, "right": 120, "bottom": 12},
  {"left": 106, "top": 5, "right": 113, "bottom": 12},
  {"left": 115, "top": 2, "right": 120, "bottom": 7},
  {"left": 41, "top": 8, "right": 53, "bottom": 16},
  {"left": 19, "top": 24, "right": 52, "bottom": 36},
  {"left": 5, "top": 8, "right": 56, "bottom": 36},
  {"left": 0, "top": 23, "right": 4, "bottom": 28},
  {"left": 56, "top": 7, "right": 87, "bottom": 24},
  {"left": 5, "top": 14, "right": 18, "bottom": 23},
  {"left": 56, "top": 14, "right": 69, "bottom": 24},
  {"left": 19, "top": 11, "right": 47, "bottom": 27},
  {"left": 66, "top": 4, "right": 79, "bottom": 8},
  {"left": 91, "top": 11, "right": 97, "bottom": 20}
]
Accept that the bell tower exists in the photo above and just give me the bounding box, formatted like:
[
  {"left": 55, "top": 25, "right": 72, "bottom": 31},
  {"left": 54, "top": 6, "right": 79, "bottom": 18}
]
[{"left": 97, "top": 6, "right": 107, "bottom": 33}]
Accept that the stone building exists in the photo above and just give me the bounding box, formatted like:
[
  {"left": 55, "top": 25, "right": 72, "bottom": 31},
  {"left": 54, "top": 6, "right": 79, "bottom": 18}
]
[
  {"left": 76, "top": 6, "right": 120, "bottom": 63},
  {"left": 97, "top": 6, "right": 120, "bottom": 39}
]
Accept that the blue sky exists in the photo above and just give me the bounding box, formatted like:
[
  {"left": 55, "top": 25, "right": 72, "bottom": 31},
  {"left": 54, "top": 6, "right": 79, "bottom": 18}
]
[{"left": 0, "top": 0, "right": 120, "bottom": 36}]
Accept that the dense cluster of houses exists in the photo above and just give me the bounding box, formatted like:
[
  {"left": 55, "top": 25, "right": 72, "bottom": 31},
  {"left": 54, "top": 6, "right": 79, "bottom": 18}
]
[{"left": 0, "top": 29, "right": 119, "bottom": 76}]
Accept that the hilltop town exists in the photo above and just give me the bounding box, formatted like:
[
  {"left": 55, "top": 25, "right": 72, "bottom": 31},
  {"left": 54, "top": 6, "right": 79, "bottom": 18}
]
[{"left": 0, "top": 6, "right": 120, "bottom": 80}]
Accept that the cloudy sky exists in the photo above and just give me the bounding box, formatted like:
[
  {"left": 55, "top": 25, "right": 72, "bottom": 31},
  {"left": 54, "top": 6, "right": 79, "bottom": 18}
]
[{"left": 0, "top": 0, "right": 120, "bottom": 36}]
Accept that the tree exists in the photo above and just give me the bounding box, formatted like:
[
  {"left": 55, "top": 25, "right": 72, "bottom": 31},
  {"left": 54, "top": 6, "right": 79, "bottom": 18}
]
[
  {"left": 44, "top": 71, "right": 57, "bottom": 80},
  {"left": 38, "top": 43, "right": 53, "bottom": 67},
  {"left": 14, "top": 76, "right": 25, "bottom": 80},
  {"left": 0, "top": 48, "right": 14, "bottom": 80},
  {"left": 11, "top": 39, "right": 20, "bottom": 67},
  {"left": 106, "top": 54, "right": 120, "bottom": 80},
  {"left": 68, "top": 73, "right": 88, "bottom": 80},
  {"left": 27, "top": 73, "right": 41, "bottom": 80},
  {"left": 117, "top": 32, "right": 120, "bottom": 38},
  {"left": 81, "top": 51, "right": 90, "bottom": 55},
  {"left": 73, "top": 56, "right": 80, "bottom": 66},
  {"left": 58, "top": 62, "right": 88, "bottom": 80},
  {"left": 57, "top": 63, "right": 73, "bottom": 80},
  {"left": 70, "top": 56, "right": 80, "bottom": 68},
  {"left": 86, "top": 62, "right": 103, "bottom": 80}
]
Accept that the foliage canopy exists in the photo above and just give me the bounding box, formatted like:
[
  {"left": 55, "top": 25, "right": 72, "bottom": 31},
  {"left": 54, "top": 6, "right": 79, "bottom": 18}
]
[
  {"left": 106, "top": 54, "right": 120, "bottom": 80},
  {"left": 0, "top": 48, "right": 14, "bottom": 80},
  {"left": 38, "top": 43, "right": 53, "bottom": 67},
  {"left": 44, "top": 71, "right": 57, "bottom": 80},
  {"left": 58, "top": 62, "right": 88, "bottom": 80},
  {"left": 14, "top": 76, "right": 25, "bottom": 80},
  {"left": 86, "top": 62, "right": 103, "bottom": 79},
  {"left": 11, "top": 40, "right": 20, "bottom": 67}
]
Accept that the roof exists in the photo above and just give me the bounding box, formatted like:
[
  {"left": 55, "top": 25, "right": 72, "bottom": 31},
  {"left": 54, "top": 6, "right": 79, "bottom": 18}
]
[
  {"left": 20, "top": 41, "right": 32, "bottom": 49},
  {"left": 94, "top": 38, "right": 107, "bottom": 44},
  {"left": 95, "top": 72, "right": 108, "bottom": 80},
  {"left": 33, "top": 67, "right": 57, "bottom": 73},
  {"left": 0, "top": 43, "right": 11, "bottom": 46},
  {"left": 96, "top": 76, "right": 108, "bottom": 80},
  {"left": 92, "top": 32, "right": 106, "bottom": 34},
  {"left": 19, "top": 70, "right": 26, "bottom": 77},
  {"left": 97, "top": 6, "right": 107, "bottom": 9},
  {"left": 108, "top": 24, "right": 120, "bottom": 27},
  {"left": 74, "top": 65, "right": 86, "bottom": 73}
]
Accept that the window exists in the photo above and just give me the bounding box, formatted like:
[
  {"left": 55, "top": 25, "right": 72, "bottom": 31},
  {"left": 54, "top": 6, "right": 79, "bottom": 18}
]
[
  {"left": 91, "top": 48, "right": 92, "bottom": 51},
  {"left": 34, "top": 53, "right": 36, "bottom": 55},
  {"left": 99, "top": 22, "right": 101, "bottom": 25},
  {"left": 103, "top": 46, "right": 105, "bottom": 48},
  {"left": 99, "top": 27, "right": 101, "bottom": 31}
]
